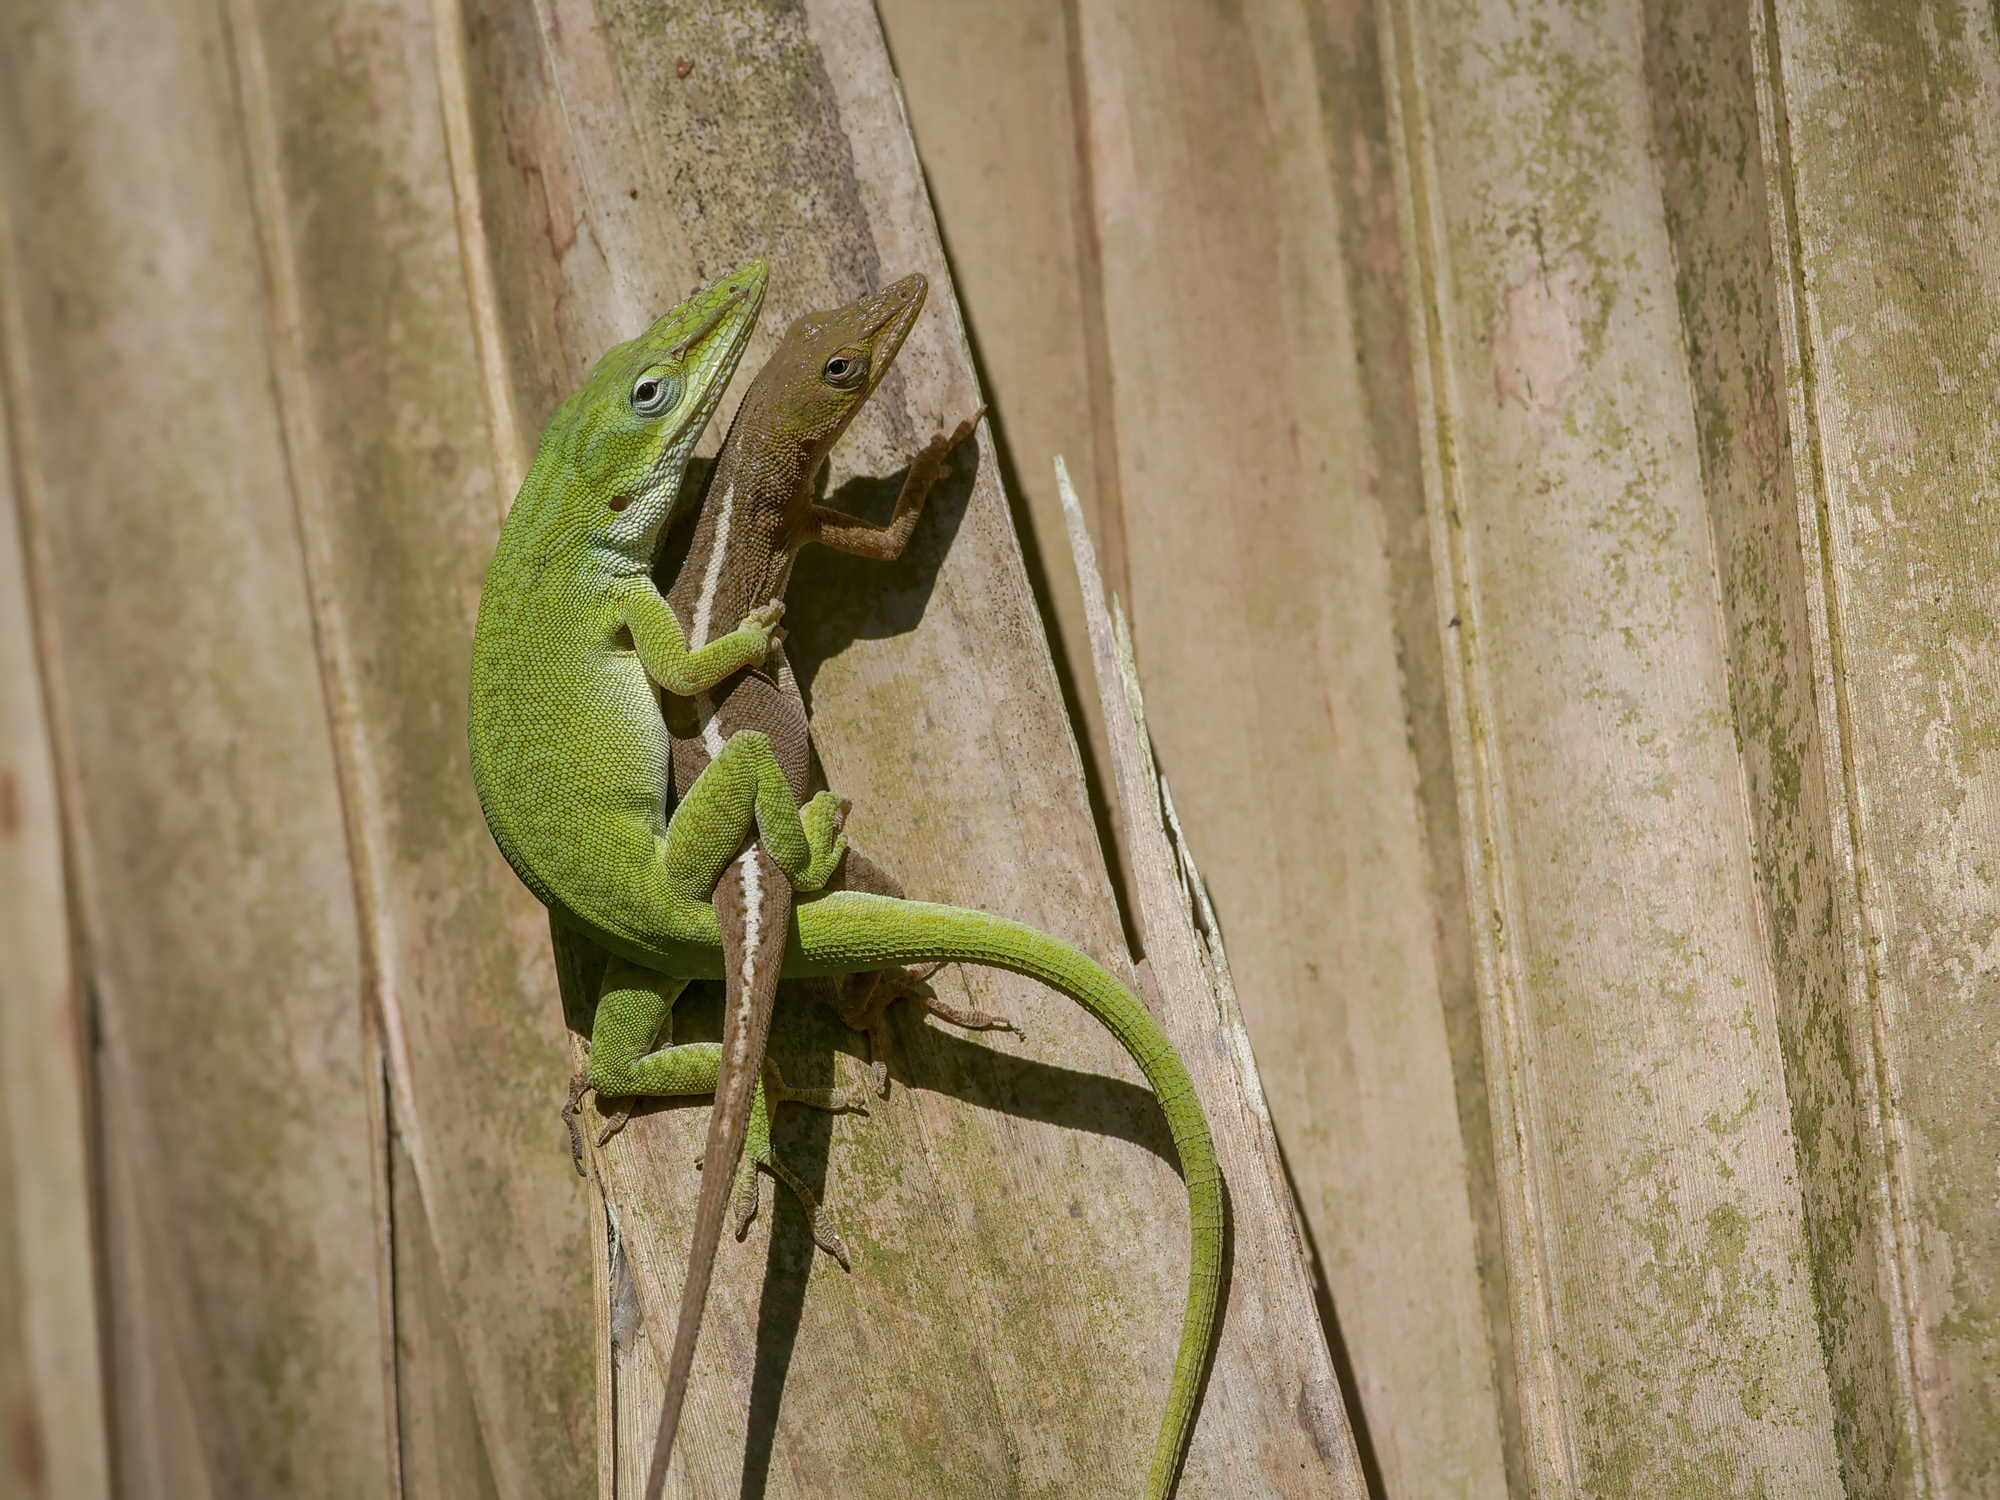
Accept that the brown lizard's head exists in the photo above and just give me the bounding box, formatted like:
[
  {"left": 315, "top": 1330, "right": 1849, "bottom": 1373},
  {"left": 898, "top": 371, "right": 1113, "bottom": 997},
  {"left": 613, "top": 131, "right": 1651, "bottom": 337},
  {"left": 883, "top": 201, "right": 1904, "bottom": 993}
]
[{"left": 746, "top": 273, "right": 928, "bottom": 467}]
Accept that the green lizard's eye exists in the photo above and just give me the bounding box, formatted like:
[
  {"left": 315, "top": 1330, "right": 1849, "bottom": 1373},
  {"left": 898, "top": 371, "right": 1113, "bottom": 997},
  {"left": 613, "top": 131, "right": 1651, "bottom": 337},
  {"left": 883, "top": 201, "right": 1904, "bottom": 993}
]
[
  {"left": 822, "top": 350, "right": 868, "bottom": 390},
  {"left": 630, "top": 372, "right": 679, "bottom": 417}
]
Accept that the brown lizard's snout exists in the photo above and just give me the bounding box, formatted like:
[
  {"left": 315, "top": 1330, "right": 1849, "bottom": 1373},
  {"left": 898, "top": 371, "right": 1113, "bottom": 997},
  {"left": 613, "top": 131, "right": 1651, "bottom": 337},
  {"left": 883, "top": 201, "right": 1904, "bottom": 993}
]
[{"left": 847, "top": 273, "right": 928, "bottom": 355}]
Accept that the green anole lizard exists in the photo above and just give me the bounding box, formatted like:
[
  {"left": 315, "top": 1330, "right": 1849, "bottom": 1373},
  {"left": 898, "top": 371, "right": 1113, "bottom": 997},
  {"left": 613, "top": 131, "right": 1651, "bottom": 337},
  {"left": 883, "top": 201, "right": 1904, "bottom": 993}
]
[{"left": 469, "top": 266, "right": 1223, "bottom": 1500}]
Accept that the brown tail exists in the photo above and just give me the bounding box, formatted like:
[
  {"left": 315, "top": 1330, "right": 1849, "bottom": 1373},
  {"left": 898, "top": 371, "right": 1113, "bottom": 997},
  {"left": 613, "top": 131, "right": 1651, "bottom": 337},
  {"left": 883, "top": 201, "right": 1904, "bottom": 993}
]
[{"left": 645, "top": 844, "right": 791, "bottom": 1499}]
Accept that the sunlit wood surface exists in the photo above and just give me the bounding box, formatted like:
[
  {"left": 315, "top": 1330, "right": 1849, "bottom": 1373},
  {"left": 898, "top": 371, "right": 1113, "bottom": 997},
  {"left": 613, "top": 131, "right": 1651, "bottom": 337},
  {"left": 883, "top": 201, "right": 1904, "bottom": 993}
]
[{"left": 4, "top": 0, "right": 1999, "bottom": 1496}]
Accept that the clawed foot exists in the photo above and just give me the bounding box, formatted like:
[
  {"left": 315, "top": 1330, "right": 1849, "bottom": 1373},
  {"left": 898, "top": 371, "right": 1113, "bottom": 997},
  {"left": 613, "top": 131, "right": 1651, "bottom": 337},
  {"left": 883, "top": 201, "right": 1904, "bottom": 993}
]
[
  {"left": 942, "top": 407, "right": 985, "bottom": 454},
  {"left": 695, "top": 1061, "right": 868, "bottom": 1270},
  {"left": 562, "top": 1064, "right": 591, "bottom": 1177},
  {"left": 739, "top": 597, "right": 787, "bottom": 662},
  {"left": 796, "top": 793, "right": 852, "bottom": 891},
  {"left": 926, "top": 408, "right": 985, "bottom": 483},
  {"left": 561, "top": 1045, "right": 634, "bottom": 1172},
  {"left": 596, "top": 1105, "right": 633, "bottom": 1147},
  {"left": 835, "top": 963, "right": 1016, "bottom": 1096},
  {"left": 709, "top": 1144, "right": 854, "bottom": 1271}
]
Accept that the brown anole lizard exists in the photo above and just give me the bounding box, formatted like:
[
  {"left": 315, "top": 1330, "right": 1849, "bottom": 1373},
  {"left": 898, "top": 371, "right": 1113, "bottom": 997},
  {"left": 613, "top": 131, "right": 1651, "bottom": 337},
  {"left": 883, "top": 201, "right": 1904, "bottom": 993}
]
[{"left": 596, "top": 271, "right": 986, "bottom": 1493}]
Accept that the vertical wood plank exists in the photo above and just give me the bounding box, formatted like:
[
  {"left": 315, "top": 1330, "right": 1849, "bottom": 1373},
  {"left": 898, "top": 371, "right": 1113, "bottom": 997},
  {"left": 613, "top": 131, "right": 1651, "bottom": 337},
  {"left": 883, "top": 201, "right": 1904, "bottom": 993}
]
[
  {"left": 1749, "top": 2, "right": 2000, "bottom": 1489},
  {"left": 0, "top": 1058, "right": 28, "bottom": 1494},
  {"left": 1065, "top": 2, "right": 1514, "bottom": 1495},
  {"left": 220, "top": 0, "right": 604, "bottom": 1489},
  {"left": 870, "top": 3, "right": 1529, "bottom": 1491},
  {"left": 606, "top": 1208, "right": 666, "bottom": 1499},
  {"left": 0, "top": 0, "right": 393, "bottom": 1491},
  {"left": 870, "top": 0, "right": 1135, "bottom": 909},
  {"left": 0, "top": 1052, "right": 33, "bottom": 1497},
  {"left": 391, "top": 1126, "right": 505, "bottom": 1500},
  {"left": 0, "top": 291, "right": 110, "bottom": 1500},
  {"left": 1376, "top": 0, "right": 1847, "bottom": 1490},
  {"left": 95, "top": 1085, "right": 220, "bottom": 1500},
  {"left": 1643, "top": 0, "right": 1919, "bottom": 1490}
]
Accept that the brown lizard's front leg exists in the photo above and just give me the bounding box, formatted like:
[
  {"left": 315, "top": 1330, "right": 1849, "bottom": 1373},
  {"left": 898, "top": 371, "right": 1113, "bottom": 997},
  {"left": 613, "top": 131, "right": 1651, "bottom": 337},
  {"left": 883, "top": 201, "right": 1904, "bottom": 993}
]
[{"left": 806, "top": 410, "right": 982, "bottom": 561}]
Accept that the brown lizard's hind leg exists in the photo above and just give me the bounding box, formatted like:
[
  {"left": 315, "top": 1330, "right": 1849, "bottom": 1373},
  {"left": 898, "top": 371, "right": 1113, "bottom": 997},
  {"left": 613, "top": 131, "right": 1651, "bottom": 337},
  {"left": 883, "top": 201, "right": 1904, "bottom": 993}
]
[
  {"left": 832, "top": 963, "right": 1017, "bottom": 1097},
  {"left": 595, "top": 1103, "right": 634, "bottom": 1149},
  {"left": 820, "top": 844, "right": 1017, "bottom": 1093},
  {"left": 562, "top": 1057, "right": 593, "bottom": 1175},
  {"left": 697, "top": 1059, "right": 869, "bottom": 1269}
]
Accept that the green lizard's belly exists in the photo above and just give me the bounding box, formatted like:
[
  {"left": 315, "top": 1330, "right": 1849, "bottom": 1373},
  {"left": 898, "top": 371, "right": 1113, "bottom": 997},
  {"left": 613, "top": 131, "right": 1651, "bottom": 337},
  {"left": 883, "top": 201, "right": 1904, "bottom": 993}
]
[{"left": 469, "top": 636, "right": 714, "bottom": 967}]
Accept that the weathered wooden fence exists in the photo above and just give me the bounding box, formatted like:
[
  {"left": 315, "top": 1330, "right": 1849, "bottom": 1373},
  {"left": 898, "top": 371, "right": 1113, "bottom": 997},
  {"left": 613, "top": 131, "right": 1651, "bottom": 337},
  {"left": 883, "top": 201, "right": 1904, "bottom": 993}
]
[{"left": 2, "top": 0, "right": 1997, "bottom": 1497}]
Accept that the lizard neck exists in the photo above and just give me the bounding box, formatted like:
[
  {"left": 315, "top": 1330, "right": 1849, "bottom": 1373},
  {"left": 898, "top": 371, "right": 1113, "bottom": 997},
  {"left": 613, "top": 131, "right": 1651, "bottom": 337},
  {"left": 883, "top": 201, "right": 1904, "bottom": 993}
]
[{"left": 668, "top": 431, "right": 815, "bottom": 645}]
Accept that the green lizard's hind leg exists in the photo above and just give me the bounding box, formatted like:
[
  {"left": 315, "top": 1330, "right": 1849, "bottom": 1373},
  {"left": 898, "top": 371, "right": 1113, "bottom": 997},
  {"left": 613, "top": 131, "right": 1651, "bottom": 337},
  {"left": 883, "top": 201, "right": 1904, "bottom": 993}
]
[
  {"left": 660, "top": 730, "right": 847, "bottom": 903},
  {"left": 584, "top": 960, "right": 705, "bottom": 1145},
  {"left": 590, "top": 959, "right": 863, "bottom": 1264}
]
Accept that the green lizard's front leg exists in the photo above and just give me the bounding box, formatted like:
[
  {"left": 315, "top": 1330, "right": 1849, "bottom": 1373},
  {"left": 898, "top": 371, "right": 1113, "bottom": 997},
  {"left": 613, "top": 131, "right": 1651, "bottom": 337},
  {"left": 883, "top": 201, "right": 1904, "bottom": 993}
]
[
  {"left": 619, "top": 584, "right": 786, "bottom": 698},
  {"left": 586, "top": 958, "right": 865, "bottom": 1264}
]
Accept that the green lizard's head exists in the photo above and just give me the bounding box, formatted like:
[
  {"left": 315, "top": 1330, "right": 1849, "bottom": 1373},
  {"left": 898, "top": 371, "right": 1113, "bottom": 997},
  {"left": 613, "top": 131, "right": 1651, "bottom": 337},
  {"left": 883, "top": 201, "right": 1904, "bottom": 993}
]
[
  {"left": 542, "top": 258, "right": 768, "bottom": 564},
  {"left": 739, "top": 272, "right": 928, "bottom": 470}
]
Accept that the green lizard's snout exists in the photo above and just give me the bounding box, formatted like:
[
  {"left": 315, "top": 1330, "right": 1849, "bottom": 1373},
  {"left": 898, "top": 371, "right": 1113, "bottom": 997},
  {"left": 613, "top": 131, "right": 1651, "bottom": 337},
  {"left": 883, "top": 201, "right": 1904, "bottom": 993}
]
[
  {"left": 530, "top": 259, "right": 772, "bottom": 550},
  {"left": 657, "top": 258, "right": 768, "bottom": 367}
]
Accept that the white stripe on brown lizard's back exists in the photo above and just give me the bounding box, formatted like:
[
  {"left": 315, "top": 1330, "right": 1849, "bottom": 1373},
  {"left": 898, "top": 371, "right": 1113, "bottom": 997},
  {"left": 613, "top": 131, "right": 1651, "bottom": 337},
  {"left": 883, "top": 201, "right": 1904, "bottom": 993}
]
[
  {"left": 736, "top": 855, "right": 763, "bottom": 1017},
  {"left": 688, "top": 478, "right": 736, "bottom": 649}
]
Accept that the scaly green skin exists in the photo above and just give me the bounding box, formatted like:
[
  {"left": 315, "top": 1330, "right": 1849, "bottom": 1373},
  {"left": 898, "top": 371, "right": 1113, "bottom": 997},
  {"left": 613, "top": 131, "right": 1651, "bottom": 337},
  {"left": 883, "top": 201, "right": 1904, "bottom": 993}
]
[{"left": 469, "top": 265, "right": 1222, "bottom": 1499}]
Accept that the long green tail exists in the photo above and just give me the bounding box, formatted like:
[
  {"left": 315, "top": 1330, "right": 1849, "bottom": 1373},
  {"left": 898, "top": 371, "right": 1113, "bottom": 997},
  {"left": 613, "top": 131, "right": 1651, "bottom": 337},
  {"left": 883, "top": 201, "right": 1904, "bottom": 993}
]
[{"left": 792, "top": 891, "right": 1222, "bottom": 1499}]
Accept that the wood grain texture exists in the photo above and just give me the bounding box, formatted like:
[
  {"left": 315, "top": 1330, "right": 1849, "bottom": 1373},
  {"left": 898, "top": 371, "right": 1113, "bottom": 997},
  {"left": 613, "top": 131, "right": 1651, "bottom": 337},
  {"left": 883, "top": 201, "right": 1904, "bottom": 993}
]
[
  {"left": 0, "top": 399, "right": 109, "bottom": 1500},
  {"left": 1377, "top": 0, "right": 1846, "bottom": 1492},
  {"left": 1644, "top": 1, "right": 1918, "bottom": 1490},
  {"left": 1747, "top": 3, "right": 2000, "bottom": 1490},
  {"left": 0, "top": 1039, "right": 32, "bottom": 1497},
  {"left": 391, "top": 1127, "right": 505, "bottom": 1500},
  {"left": 870, "top": 0, "right": 1135, "bottom": 920},
  {"left": 0, "top": 0, "right": 393, "bottom": 1492},
  {"left": 0, "top": 1046, "right": 28, "bottom": 1495},
  {"left": 1065, "top": 3, "right": 1517, "bottom": 1495},
  {"left": 221, "top": 0, "right": 603, "bottom": 1489}
]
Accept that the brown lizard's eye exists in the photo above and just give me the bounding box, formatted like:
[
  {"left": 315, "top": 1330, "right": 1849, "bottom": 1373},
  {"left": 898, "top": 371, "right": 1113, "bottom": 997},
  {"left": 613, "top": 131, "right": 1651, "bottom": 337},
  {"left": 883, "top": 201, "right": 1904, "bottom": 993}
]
[
  {"left": 607, "top": 493, "right": 631, "bottom": 512},
  {"left": 823, "top": 351, "right": 867, "bottom": 389}
]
